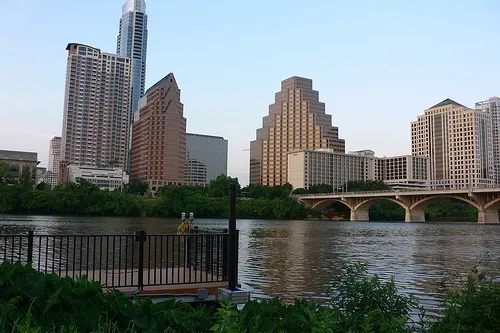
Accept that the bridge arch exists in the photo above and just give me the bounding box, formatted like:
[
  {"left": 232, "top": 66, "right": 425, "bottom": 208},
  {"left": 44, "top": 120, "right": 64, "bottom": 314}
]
[
  {"left": 409, "top": 195, "right": 480, "bottom": 222},
  {"left": 311, "top": 199, "right": 353, "bottom": 211},
  {"left": 480, "top": 198, "right": 500, "bottom": 223},
  {"left": 410, "top": 195, "right": 481, "bottom": 211},
  {"left": 352, "top": 198, "right": 408, "bottom": 222}
]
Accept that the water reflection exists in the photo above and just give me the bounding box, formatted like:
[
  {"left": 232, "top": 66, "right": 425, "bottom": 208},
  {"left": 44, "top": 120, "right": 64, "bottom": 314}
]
[{"left": 1, "top": 215, "right": 500, "bottom": 315}]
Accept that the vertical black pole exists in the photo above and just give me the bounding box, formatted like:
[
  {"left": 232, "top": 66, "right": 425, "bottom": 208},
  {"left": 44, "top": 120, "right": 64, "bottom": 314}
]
[
  {"left": 27, "top": 230, "right": 34, "bottom": 264},
  {"left": 137, "top": 230, "right": 145, "bottom": 291},
  {"left": 228, "top": 183, "right": 237, "bottom": 291}
]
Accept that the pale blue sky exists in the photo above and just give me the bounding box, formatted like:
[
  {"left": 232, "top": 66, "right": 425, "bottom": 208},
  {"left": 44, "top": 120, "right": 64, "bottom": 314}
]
[{"left": 1, "top": 0, "right": 499, "bottom": 185}]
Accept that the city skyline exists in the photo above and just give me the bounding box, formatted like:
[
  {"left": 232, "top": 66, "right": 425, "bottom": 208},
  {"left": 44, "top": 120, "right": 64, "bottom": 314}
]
[{"left": 2, "top": 1, "right": 500, "bottom": 185}]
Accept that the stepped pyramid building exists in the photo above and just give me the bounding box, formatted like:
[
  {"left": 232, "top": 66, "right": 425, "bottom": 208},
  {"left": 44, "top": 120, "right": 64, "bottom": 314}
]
[{"left": 250, "top": 76, "right": 345, "bottom": 186}]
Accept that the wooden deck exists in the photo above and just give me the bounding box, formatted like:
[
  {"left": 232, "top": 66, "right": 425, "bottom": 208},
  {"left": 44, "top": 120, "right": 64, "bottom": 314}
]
[{"left": 53, "top": 268, "right": 227, "bottom": 300}]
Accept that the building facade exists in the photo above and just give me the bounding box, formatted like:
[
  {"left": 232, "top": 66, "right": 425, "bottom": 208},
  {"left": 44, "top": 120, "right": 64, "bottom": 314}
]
[
  {"left": 48, "top": 136, "right": 61, "bottom": 175},
  {"left": 185, "top": 133, "right": 228, "bottom": 184},
  {"left": 250, "top": 76, "right": 345, "bottom": 186},
  {"left": 287, "top": 149, "right": 429, "bottom": 190},
  {"left": 67, "top": 165, "right": 128, "bottom": 191},
  {"left": 0, "top": 150, "right": 39, "bottom": 183},
  {"left": 130, "top": 73, "right": 187, "bottom": 193},
  {"left": 60, "top": 43, "right": 131, "bottom": 171},
  {"left": 117, "top": 0, "right": 148, "bottom": 116},
  {"left": 411, "top": 99, "right": 494, "bottom": 189},
  {"left": 373, "top": 155, "right": 429, "bottom": 189},
  {"left": 476, "top": 97, "right": 500, "bottom": 185},
  {"left": 288, "top": 150, "right": 372, "bottom": 191}
]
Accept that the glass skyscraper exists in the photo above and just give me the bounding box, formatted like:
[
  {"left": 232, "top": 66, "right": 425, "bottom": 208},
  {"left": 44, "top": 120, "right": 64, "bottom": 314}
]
[{"left": 117, "top": 0, "right": 148, "bottom": 117}]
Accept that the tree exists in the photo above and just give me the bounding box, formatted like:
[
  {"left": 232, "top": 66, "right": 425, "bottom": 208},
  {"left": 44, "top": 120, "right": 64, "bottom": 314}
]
[
  {"left": 207, "top": 175, "right": 241, "bottom": 198},
  {"left": 124, "top": 180, "right": 148, "bottom": 196},
  {"left": 20, "top": 165, "right": 34, "bottom": 188},
  {"left": 0, "top": 161, "right": 9, "bottom": 183}
]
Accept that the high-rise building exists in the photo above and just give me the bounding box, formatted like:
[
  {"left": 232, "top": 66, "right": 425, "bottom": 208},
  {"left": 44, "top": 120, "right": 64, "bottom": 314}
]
[
  {"left": 60, "top": 43, "right": 131, "bottom": 171},
  {"left": 117, "top": 0, "right": 148, "bottom": 116},
  {"left": 48, "top": 136, "right": 61, "bottom": 174},
  {"left": 476, "top": 97, "right": 500, "bottom": 185},
  {"left": 185, "top": 133, "right": 228, "bottom": 184},
  {"left": 411, "top": 99, "right": 494, "bottom": 189},
  {"left": 250, "top": 76, "right": 345, "bottom": 186},
  {"left": 130, "top": 73, "right": 187, "bottom": 194}
]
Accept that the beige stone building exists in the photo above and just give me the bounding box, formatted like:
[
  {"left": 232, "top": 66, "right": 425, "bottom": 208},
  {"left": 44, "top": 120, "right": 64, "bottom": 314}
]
[
  {"left": 130, "top": 73, "right": 187, "bottom": 193},
  {"left": 60, "top": 43, "right": 131, "bottom": 172},
  {"left": 250, "top": 76, "right": 345, "bottom": 186},
  {"left": 287, "top": 149, "right": 429, "bottom": 190},
  {"left": 411, "top": 99, "right": 494, "bottom": 189}
]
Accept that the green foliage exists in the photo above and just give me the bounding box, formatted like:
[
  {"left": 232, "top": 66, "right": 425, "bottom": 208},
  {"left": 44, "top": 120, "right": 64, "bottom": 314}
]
[
  {"left": 124, "top": 180, "right": 149, "bottom": 196},
  {"left": 1, "top": 262, "right": 500, "bottom": 332},
  {"left": 327, "top": 263, "right": 419, "bottom": 333},
  {"left": 240, "top": 184, "right": 292, "bottom": 200},
  {"left": 207, "top": 175, "right": 241, "bottom": 198},
  {"left": 428, "top": 272, "right": 500, "bottom": 333},
  {"left": 0, "top": 261, "right": 214, "bottom": 333},
  {"left": 425, "top": 198, "right": 477, "bottom": 222},
  {"left": 0, "top": 160, "right": 9, "bottom": 182},
  {"left": 0, "top": 178, "right": 309, "bottom": 219}
]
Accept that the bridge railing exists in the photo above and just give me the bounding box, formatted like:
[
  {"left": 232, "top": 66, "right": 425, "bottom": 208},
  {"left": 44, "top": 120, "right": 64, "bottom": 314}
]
[{"left": 292, "top": 188, "right": 434, "bottom": 197}]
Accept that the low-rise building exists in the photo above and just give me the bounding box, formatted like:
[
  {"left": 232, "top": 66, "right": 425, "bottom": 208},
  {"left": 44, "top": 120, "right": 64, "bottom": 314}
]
[
  {"left": 0, "top": 150, "right": 39, "bottom": 183},
  {"left": 67, "top": 165, "right": 129, "bottom": 191},
  {"left": 37, "top": 171, "right": 59, "bottom": 187},
  {"left": 287, "top": 149, "right": 429, "bottom": 190}
]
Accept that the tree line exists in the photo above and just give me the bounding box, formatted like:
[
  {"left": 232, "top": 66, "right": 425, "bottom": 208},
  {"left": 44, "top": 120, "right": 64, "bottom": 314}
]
[
  {"left": 0, "top": 175, "right": 310, "bottom": 220},
  {"left": 0, "top": 169, "right": 477, "bottom": 221}
]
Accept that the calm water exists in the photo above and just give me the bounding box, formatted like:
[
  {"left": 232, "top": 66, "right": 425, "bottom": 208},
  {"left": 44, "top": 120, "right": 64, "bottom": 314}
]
[{"left": 1, "top": 215, "right": 500, "bottom": 314}]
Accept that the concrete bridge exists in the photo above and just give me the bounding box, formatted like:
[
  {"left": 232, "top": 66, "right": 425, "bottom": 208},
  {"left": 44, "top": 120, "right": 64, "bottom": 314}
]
[{"left": 294, "top": 188, "right": 500, "bottom": 223}]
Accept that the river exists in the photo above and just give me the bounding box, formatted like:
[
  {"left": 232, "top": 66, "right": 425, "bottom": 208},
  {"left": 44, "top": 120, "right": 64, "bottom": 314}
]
[{"left": 1, "top": 215, "right": 500, "bottom": 315}]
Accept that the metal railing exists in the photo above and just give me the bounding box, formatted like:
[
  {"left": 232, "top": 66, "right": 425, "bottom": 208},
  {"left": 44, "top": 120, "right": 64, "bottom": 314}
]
[{"left": 0, "top": 229, "right": 231, "bottom": 291}]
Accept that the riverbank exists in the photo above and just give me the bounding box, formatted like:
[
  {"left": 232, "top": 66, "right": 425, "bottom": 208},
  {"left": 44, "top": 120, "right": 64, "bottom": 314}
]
[
  {"left": 1, "top": 261, "right": 499, "bottom": 333},
  {"left": 0, "top": 181, "right": 479, "bottom": 221}
]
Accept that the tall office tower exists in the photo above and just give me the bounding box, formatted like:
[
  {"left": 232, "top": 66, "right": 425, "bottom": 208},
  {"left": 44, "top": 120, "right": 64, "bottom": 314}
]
[
  {"left": 60, "top": 43, "right": 131, "bottom": 170},
  {"left": 48, "top": 136, "right": 61, "bottom": 174},
  {"left": 185, "top": 133, "right": 228, "bottom": 184},
  {"left": 250, "top": 76, "right": 345, "bottom": 186},
  {"left": 476, "top": 97, "right": 500, "bottom": 185},
  {"left": 117, "top": 0, "right": 148, "bottom": 117},
  {"left": 130, "top": 73, "right": 186, "bottom": 193},
  {"left": 411, "top": 99, "right": 494, "bottom": 189}
]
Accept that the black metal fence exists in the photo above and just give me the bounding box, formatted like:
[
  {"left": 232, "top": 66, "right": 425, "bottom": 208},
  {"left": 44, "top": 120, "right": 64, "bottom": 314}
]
[{"left": 0, "top": 229, "right": 231, "bottom": 290}]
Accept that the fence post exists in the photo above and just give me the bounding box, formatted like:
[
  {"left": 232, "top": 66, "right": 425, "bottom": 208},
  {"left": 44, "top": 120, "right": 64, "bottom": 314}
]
[
  {"left": 136, "top": 230, "right": 146, "bottom": 291},
  {"left": 228, "top": 183, "right": 237, "bottom": 291},
  {"left": 27, "top": 230, "right": 34, "bottom": 264},
  {"left": 235, "top": 229, "right": 239, "bottom": 286}
]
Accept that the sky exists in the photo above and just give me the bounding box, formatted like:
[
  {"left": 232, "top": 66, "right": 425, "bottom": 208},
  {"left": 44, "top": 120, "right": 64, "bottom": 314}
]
[{"left": 1, "top": 0, "right": 499, "bottom": 185}]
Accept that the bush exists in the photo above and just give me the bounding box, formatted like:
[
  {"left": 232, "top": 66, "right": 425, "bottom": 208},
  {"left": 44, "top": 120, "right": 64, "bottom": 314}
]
[
  {"left": 428, "top": 273, "right": 500, "bottom": 333},
  {"left": 1, "top": 261, "right": 500, "bottom": 332},
  {"left": 0, "top": 261, "right": 214, "bottom": 332}
]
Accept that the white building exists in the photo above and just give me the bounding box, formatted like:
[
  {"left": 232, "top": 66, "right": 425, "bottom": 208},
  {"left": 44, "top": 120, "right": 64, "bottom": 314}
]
[
  {"left": 476, "top": 97, "right": 500, "bottom": 186},
  {"left": 412, "top": 99, "right": 494, "bottom": 189},
  {"left": 67, "top": 165, "right": 129, "bottom": 191},
  {"left": 287, "top": 149, "right": 429, "bottom": 190},
  {"left": 61, "top": 43, "right": 131, "bottom": 170}
]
